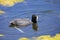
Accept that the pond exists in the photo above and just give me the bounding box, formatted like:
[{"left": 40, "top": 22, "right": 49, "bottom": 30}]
[{"left": 0, "top": 0, "right": 60, "bottom": 40}]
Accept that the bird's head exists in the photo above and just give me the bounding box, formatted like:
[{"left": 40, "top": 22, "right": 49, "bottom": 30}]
[{"left": 32, "top": 14, "right": 38, "bottom": 23}]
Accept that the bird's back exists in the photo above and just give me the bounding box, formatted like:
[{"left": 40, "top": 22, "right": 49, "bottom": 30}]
[{"left": 10, "top": 18, "right": 32, "bottom": 27}]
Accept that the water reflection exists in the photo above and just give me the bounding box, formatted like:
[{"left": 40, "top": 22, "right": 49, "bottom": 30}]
[{"left": 32, "top": 23, "right": 38, "bottom": 31}]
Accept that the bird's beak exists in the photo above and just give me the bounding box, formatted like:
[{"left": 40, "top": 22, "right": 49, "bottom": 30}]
[{"left": 36, "top": 16, "right": 38, "bottom": 21}]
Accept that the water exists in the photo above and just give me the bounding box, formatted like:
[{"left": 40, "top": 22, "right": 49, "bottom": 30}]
[{"left": 0, "top": 0, "right": 60, "bottom": 40}]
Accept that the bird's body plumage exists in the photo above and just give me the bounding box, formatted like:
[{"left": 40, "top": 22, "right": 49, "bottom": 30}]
[{"left": 10, "top": 18, "right": 32, "bottom": 27}]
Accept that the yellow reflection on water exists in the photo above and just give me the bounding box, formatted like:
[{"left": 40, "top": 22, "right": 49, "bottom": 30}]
[
  {"left": 0, "top": 10, "right": 5, "bottom": 15},
  {"left": 18, "top": 37, "right": 29, "bottom": 40},
  {"left": 0, "top": 0, "right": 24, "bottom": 7},
  {"left": 18, "top": 34, "right": 60, "bottom": 40},
  {"left": 0, "top": 34, "right": 4, "bottom": 37}
]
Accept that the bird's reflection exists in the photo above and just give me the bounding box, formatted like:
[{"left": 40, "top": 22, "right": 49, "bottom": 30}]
[
  {"left": 32, "top": 23, "right": 38, "bottom": 31},
  {"left": 9, "top": 23, "right": 38, "bottom": 31}
]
